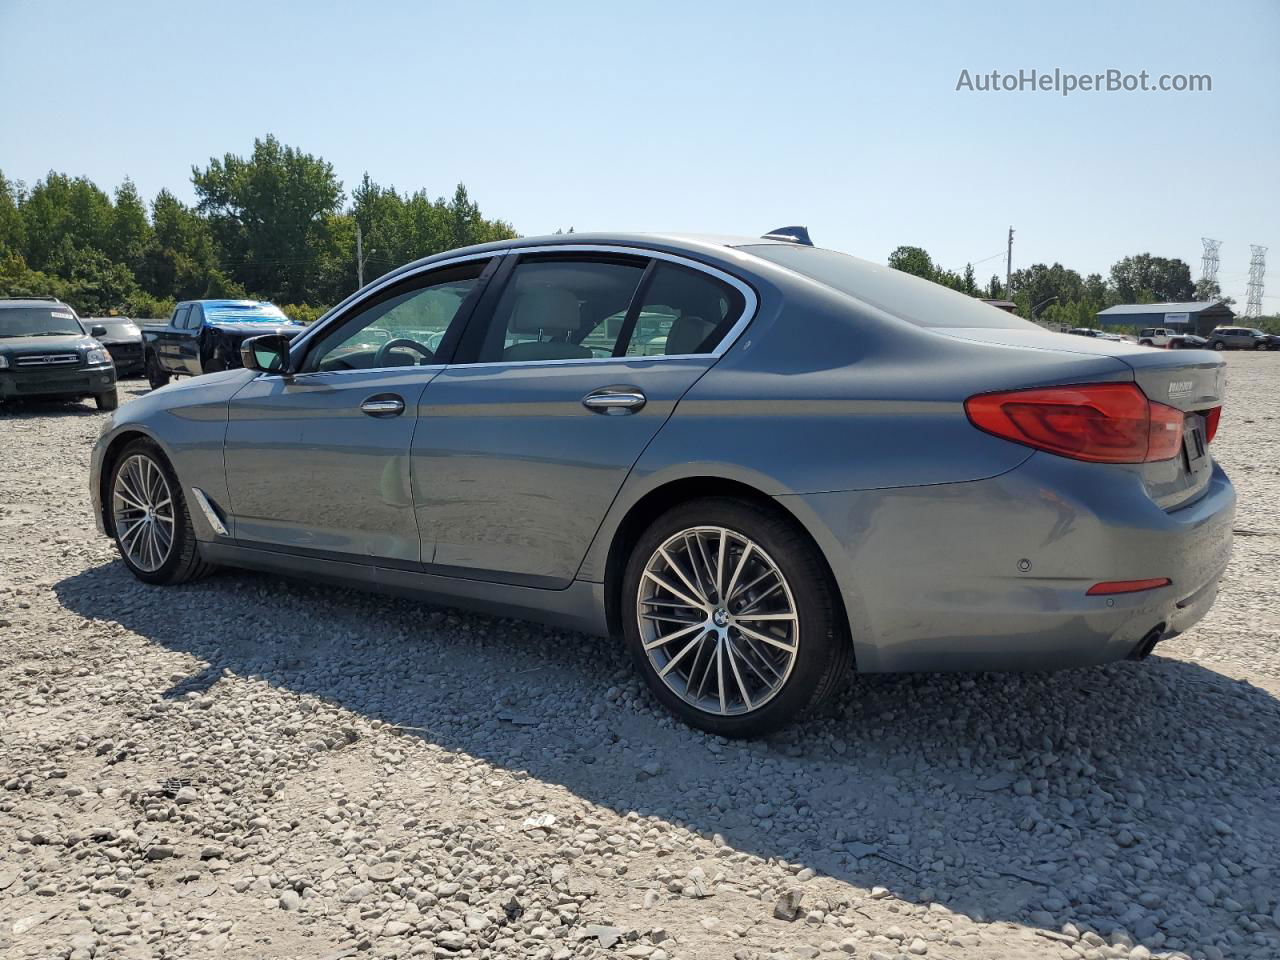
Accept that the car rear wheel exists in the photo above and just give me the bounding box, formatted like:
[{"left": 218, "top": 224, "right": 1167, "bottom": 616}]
[
  {"left": 146, "top": 352, "right": 170, "bottom": 390},
  {"left": 621, "top": 497, "right": 850, "bottom": 737},
  {"left": 109, "top": 439, "right": 214, "bottom": 585},
  {"left": 95, "top": 388, "right": 119, "bottom": 411}
]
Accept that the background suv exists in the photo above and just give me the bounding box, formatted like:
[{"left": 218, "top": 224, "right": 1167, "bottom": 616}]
[
  {"left": 1208, "top": 327, "right": 1269, "bottom": 350},
  {"left": 0, "top": 297, "right": 118, "bottom": 409}
]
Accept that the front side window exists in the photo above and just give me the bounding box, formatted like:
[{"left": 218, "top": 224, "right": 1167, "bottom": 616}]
[
  {"left": 172, "top": 305, "right": 190, "bottom": 329},
  {"left": 302, "top": 262, "right": 486, "bottom": 373},
  {"left": 624, "top": 262, "right": 744, "bottom": 357},
  {"left": 474, "top": 257, "right": 646, "bottom": 363}
]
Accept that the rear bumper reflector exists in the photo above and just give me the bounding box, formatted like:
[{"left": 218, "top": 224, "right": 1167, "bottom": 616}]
[{"left": 1086, "top": 578, "right": 1172, "bottom": 596}]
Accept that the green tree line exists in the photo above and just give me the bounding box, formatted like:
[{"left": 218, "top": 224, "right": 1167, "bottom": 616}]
[
  {"left": 0, "top": 134, "right": 516, "bottom": 320},
  {"left": 885, "top": 243, "right": 1264, "bottom": 329}
]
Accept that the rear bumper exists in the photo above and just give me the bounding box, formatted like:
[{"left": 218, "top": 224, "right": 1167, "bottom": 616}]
[
  {"left": 782, "top": 455, "right": 1235, "bottom": 673},
  {"left": 0, "top": 366, "right": 117, "bottom": 399}
]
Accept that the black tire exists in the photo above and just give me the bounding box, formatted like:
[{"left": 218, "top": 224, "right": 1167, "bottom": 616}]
[
  {"left": 1139, "top": 340, "right": 1152, "bottom": 347},
  {"left": 107, "top": 438, "right": 215, "bottom": 585},
  {"left": 94, "top": 388, "right": 119, "bottom": 411},
  {"left": 146, "top": 352, "right": 170, "bottom": 390},
  {"left": 1211, "top": 340, "right": 1225, "bottom": 351},
  {"left": 1255, "top": 342, "right": 1267, "bottom": 351},
  {"left": 621, "top": 497, "right": 851, "bottom": 738}
]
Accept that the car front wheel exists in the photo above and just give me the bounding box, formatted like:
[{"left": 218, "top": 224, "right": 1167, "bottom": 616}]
[
  {"left": 95, "top": 388, "right": 119, "bottom": 411},
  {"left": 108, "top": 439, "right": 214, "bottom": 585},
  {"left": 1211, "top": 340, "right": 1225, "bottom": 350},
  {"left": 621, "top": 497, "right": 850, "bottom": 737}
]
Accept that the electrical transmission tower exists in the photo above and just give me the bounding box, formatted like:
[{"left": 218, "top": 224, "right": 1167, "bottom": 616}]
[
  {"left": 1245, "top": 244, "right": 1267, "bottom": 319},
  {"left": 1199, "top": 238, "right": 1221, "bottom": 294}
]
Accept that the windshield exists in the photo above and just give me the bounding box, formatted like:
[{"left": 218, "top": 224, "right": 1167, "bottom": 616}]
[
  {"left": 0, "top": 307, "right": 84, "bottom": 338},
  {"left": 739, "top": 244, "right": 1036, "bottom": 330}
]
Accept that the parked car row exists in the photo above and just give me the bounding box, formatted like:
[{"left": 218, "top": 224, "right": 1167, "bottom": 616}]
[
  {"left": 2, "top": 296, "right": 303, "bottom": 412},
  {"left": 1122, "top": 326, "right": 1277, "bottom": 351}
]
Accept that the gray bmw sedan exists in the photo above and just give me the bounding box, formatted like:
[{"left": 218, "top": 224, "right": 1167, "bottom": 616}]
[{"left": 89, "top": 231, "right": 1234, "bottom": 736}]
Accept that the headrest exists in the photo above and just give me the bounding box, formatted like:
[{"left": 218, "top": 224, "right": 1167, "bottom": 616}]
[
  {"left": 510, "top": 286, "right": 580, "bottom": 334},
  {"left": 665, "top": 314, "right": 715, "bottom": 355}
]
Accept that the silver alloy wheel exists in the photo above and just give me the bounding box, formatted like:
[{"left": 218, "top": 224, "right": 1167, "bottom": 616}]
[
  {"left": 637, "top": 525, "right": 799, "bottom": 716},
  {"left": 112, "top": 454, "right": 175, "bottom": 573}
]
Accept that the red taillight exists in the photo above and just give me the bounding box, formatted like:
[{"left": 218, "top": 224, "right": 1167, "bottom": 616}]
[
  {"left": 1203, "top": 405, "right": 1222, "bottom": 444},
  {"left": 1086, "top": 578, "right": 1171, "bottom": 596},
  {"left": 965, "top": 383, "right": 1185, "bottom": 463}
]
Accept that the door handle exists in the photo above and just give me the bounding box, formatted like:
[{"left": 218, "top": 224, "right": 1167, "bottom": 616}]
[
  {"left": 582, "top": 387, "right": 646, "bottom": 414},
  {"left": 361, "top": 394, "right": 405, "bottom": 417}
]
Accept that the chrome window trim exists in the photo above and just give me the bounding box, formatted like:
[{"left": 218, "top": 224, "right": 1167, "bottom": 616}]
[
  {"left": 286, "top": 243, "right": 759, "bottom": 374},
  {"left": 255, "top": 363, "right": 447, "bottom": 384},
  {"left": 444, "top": 355, "right": 717, "bottom": 372}
]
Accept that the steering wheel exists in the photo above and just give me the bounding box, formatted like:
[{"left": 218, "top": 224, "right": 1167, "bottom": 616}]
[{"left": 374, "top": 338, "right": 434, "bottom": 367}]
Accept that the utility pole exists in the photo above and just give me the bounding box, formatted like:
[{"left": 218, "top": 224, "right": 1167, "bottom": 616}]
[
  {"left": 356, "top": 222, "right": 365, "bottom": 289},
  {"left": 1005, "top": 225, "right": 1014, "bottom": 300}
]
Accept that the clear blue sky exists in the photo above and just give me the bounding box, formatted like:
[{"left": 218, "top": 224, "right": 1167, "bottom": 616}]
[{"left": 2, "top": 0, "right": 1277, "bottom": 306}]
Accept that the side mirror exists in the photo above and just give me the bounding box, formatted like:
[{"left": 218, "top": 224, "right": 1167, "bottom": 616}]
[
  {"left": 240, "top": 334, "right": 294, "bottom": 375},
  {"left": 90, "top": 325, "right": 108, "bottom": 338}
]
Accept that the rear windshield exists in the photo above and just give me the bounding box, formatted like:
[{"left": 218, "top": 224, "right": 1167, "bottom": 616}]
[
  {"left": 739, "top": 244, "right": 1035, "bottom": 330},
  {"left": 203, "top": 303, "right": 292, "bottom": 324},
  {"left": 0, "top": 307, "right": 84, "bottom": 338}
]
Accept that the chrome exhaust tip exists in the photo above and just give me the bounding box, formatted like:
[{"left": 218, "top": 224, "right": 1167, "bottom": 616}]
[{"left": 1128, "top": 623, "right": 1167, "bottom": 661}]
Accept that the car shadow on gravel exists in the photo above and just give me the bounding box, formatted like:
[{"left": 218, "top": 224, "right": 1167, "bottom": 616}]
[
  {"left": 0, "top": 399, "right": 104, "bottom": 417},
  {"left": 55, "top": 561, "right": 1280, "bottom": 957}
]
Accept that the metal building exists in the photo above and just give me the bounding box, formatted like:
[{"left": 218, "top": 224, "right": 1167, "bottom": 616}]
[{"left": 1095, "top": 301, "right": 1234, "bottom": 336}]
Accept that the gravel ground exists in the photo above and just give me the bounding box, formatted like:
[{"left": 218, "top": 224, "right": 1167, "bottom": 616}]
[{"left": 2, "top": 354, "right": 1279, "bottom": 960}]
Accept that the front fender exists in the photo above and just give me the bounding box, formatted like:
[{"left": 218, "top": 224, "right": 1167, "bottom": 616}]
[{"left": 90, "top": 370, "right": 254, "bottom": 541}]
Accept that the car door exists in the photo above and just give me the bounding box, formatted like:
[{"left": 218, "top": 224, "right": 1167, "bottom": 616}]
[
  {"left": 162, "top": 305, "right": 189, "bottom": 370},
  {"left": 181, "top": 304, "right": 205, "bottom": 374},
  {"left": 412, "top": 247, "right": 754, "bottom": 588},
  {"left": 222, "top": 256, "right": 496, "bottom": 564}
]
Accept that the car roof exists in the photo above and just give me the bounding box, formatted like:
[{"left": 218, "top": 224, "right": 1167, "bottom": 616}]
[
  {"left": 178, "top": 298, "right": 281, "bottom": 308},
  {"left": 0, "top": 297, "right": 71, "bottom": 310},
  {"left": 381, "top": 232, "right": 797, "bottom": 275}
]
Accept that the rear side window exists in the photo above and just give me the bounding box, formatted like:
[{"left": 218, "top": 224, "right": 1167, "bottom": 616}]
[
  {"left": 741, "top": 243, "right": 1036, "bottom": 330},
  {"left": 173, "top": 305, "right": 191, "bottom": 328},
  {"left": 475, "top": 257, "right": 647, "bottom": 363},
  {"left": 623, "top": 263, "right": 745, "bottom": 357}
]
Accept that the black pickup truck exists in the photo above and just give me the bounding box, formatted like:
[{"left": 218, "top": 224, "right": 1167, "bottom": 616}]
[{"left": 141, "top": 299, "right": 305, "bottom": 389}]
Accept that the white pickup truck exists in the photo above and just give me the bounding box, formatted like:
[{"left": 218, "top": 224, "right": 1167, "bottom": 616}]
[{"left": 1137, "top": 327, "right": 1177, "bottom": 347}]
